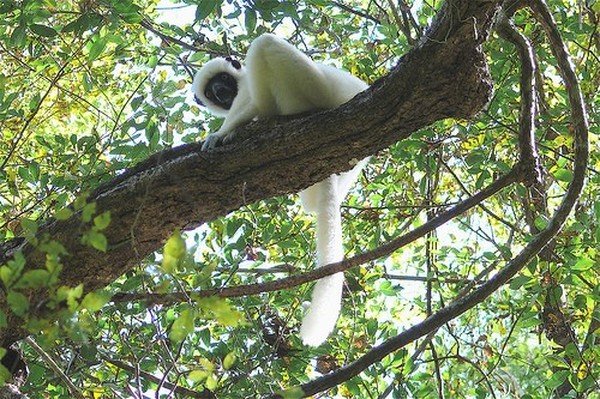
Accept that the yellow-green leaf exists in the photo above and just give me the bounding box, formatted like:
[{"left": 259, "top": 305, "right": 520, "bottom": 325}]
[
  {"left": 81, "top": 291, "right": 112, "bottom": 312},
  {"left": 17, "top": 269, "right": 51, "bottom": 289},
  {"left": 54, "top": 207, "right": 73, "bottom": 220},
  {"left": 197, "top": 297, "right": 244, "bottom": 327},
  {"left": 7, "top": 291, "right": 29, "bottom": 316},
  {"left": 223, "top": 352, "right": 236, "bottom": 370},
  {"left": 278, "top": 387, "right": 304, "bottom": 399},
  {"left": 0, "top": 267, "right": 13, "bottom": 287},
  {"left": 572, "top": 257, "right": 594, "bottom": 271},
  {"left": 83, "top": 230, "right": 107, "bottom": 252},
  {"left": 162, "top": 230, "right": 186, "bottom": 273},
  {"left": 169, "top": 308, "right": 195, "bottom": 343},
  {"left": 82, "top": 202, "right": 96, "bottom": 222},
  {"left": 205, "top": 374, "right": 218, "bottom": 391},
  {"left": 189, "top": 369, "right": 209, "bottom": 382},
  {"left": 93, "top": 211, "right": 111, "bottom": 231}
]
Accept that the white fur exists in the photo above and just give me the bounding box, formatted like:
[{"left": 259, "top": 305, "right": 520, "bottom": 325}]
[{"left": 192, "top": 34, "right": 368, "bottom": 346}]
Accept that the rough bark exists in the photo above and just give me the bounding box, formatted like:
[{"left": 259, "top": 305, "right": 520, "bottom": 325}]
[{"left": 0, "top": 0, "right": 498, "bottom": 346}]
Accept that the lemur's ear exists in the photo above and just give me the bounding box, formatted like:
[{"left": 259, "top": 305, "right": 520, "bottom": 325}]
[{"left": 225, "top": 56, "right": 242, "bottom": 70}]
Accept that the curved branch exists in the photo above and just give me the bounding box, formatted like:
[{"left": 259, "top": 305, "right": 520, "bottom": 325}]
[
  {"left": 496, "top": 17, "right": 542, "bottom": 184},
  {"left": 271, "top": 1, "right": 589, "bottom": 396}
]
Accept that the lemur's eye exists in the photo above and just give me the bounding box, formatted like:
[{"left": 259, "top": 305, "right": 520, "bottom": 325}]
[{"left": 204, "top": 72, "right": 238, "bottom": 110}]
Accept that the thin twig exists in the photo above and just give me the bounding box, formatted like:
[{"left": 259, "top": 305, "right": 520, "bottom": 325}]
[
  {"left": 102, "top": 357, "right": 214, "bottom": 399},
  {"left": 330, "top": 1, "right": 381, "bottom": 24},
  {"left": 24, "top": 337, "right": 86, "bottom": 399}
]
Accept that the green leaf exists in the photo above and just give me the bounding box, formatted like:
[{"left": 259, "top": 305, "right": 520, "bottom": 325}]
[
  {"left": 0, "top": 364, "right": 9, "bottom": 386},
  {"left": 169, "top": 308, "right": 196, "bottom": 343},
  {"left": 80, "top": 345, "right": 98, "bottom": 361},
  {"left": 80, "top": 290, "right": 111, "bottom": 312},
  {"left": 0, "top": 311, "right": 7, "bottom": 328},
  {"left": 278, "top": 387, "right": 304, "bottom": 399},
  {"left": 30, "top": 24, "right": 58, "bottom": 37},
  {"left": 2, "top": 252, "right": 27, "bottom": 287},
  {"left": 509, "top": 275, "right": 531, "bottom": 290},
  {"left": 82, "top": 202, "right": 96, "bottom": 222},
  {"left": 20, "top": 218, "right": 38, "bottom": 235},
  {"left": 130, "top": 96, "right": 143, "bottom": 111},
  {"left": 10, "top": 25, "right": 26, "bottom": 47},
  {"left": 88, "top": 36, "right": 108, "bottom": 61},
  {"left": 17, "top": 269, "right": 51, "bottom": 289},
  {"left": 245, "top": 9, "right": 257, "bottom": 33},
  {"left": 57, "top": 284, "right": 84, "bottom": 312},
  {"left": 93, "top": 211, "right": 111, "bottom": 231},
  {"left": 73, "top": 193, "right": 90, "bottom": 210},
  {"left": 378, "top": 280, "right": 397, "bottom": 296},
  {"left": 223, "top": 352, "right": 236, "bottom": 370},
  {"left": 196, "top": 0, "right": 221, "bottom": 20},
  {"left": 534, "top": 215, "right": 549, "bottom": 230},
  {"left": 7, "top": 291, "right": 29, "bottom": 316},
  {"left": 553, "top": 168, "right": 573, "bottom": 182},
  {"left": 572, "top": 257, "right": 594, "bottom": 271},
  {"left": 84, "top": 230, "right": 108, "bottom": 252},
  {"left": 54, "top": 207, "right": 73, "bottom": 220},
  {"left": 162, "top": 230, "right": 186, "bottom": 273},
  {"left": 113, "top": 1, "right": 143, "bottom": 23},
  {"left": 62, "top": 16, "right": 86, "bottom": 33},
  {"left": 545, "top": 370, "right": 570, "bottom": 389}
]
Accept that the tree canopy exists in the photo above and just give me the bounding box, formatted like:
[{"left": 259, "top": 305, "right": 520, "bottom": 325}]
[{"left": 0, "top": 0, "right": 598, "bottom": 398}]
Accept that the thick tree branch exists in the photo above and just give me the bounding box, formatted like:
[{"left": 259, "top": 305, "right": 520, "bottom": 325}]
[{"left": 0, "top": 0, "right": 499, "bottom": 346}]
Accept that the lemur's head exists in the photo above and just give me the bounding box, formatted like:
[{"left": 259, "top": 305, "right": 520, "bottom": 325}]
[{"left": 192, "top": 57, "right": 244, "bottom": 117}]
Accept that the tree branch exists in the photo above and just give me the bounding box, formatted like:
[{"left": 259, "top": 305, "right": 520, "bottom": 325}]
[
  {"left": 112, "top": 169, "right": 519, "bottom": 305},
  {"left": 0, "top": 0, "right": 499, "bottom": 346},
  {"left": 269, "top": 0, "right": 589, "bottom": 396},
  {"left": 23, "top": 338, "right": 85, "bottom": 399}
]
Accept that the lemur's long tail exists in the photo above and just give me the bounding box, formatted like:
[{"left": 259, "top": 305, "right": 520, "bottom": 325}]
[{"left": 299, "top": 179, "right": 345, "bottom": 346}]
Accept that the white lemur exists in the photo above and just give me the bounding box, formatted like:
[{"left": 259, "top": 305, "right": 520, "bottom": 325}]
[{"left": 192, "top": 34, "right": 368, "bottom": 346}]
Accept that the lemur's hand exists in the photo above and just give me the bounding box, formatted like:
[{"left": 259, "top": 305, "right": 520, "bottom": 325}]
[{"left": 202, "top": 130, "right": 233, "bottom": 150}]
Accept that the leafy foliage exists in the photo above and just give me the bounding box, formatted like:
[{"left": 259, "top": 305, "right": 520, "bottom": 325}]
[{"left": 0, "top": 0, "right": 598, "bottom": 398}]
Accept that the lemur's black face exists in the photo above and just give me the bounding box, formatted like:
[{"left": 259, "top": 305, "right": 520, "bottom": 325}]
[{"left": 203, "top": 72, "right": 238, "bottom": 110}]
